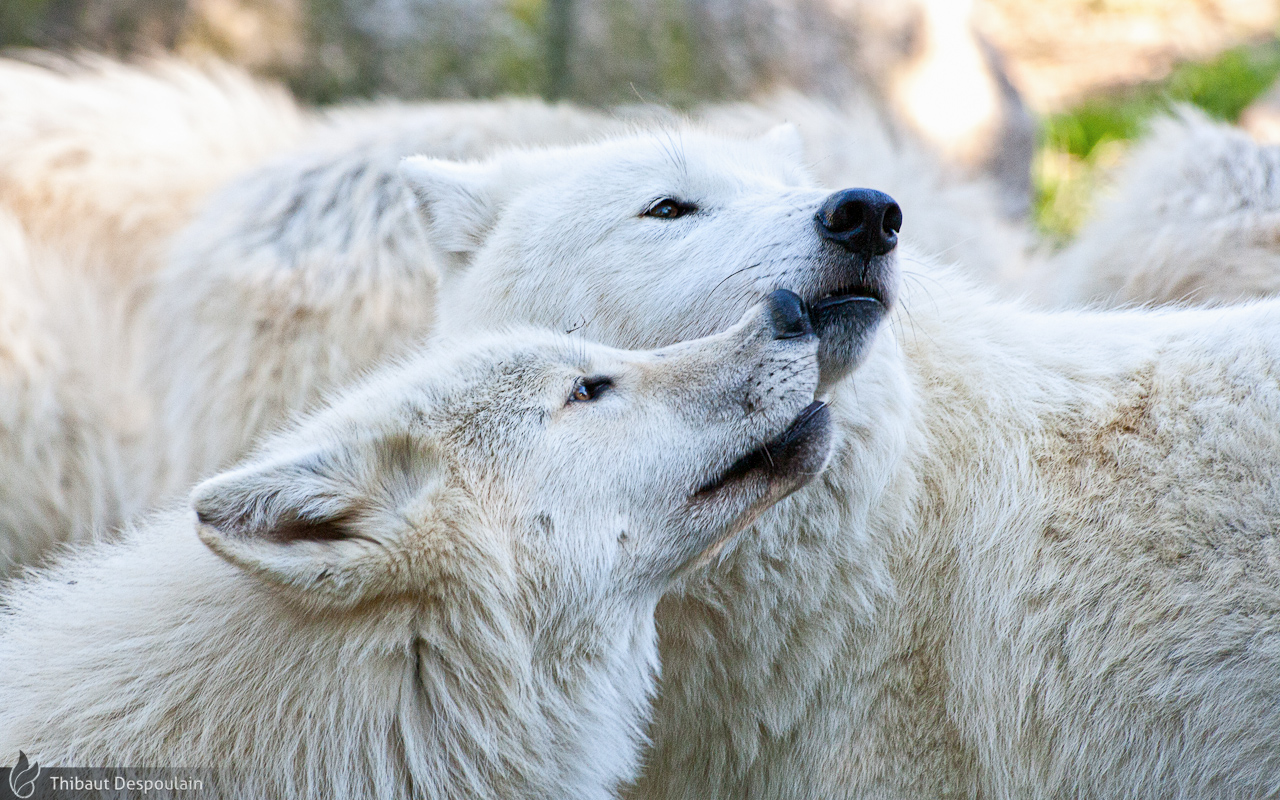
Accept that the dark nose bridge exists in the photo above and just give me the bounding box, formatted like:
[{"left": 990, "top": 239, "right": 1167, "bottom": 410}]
[{"left": 814, "top": 188, "right": 902, "bottom": 257}]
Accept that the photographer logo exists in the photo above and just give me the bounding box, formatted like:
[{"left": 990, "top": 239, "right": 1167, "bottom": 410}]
[{"left": 7, "top": 752, "right": 39, "bottom": 799}]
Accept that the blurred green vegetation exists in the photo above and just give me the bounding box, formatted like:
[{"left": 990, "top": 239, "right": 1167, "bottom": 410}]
[
  {"left": 1035, "top": 40, "right": 1280, "bottom": 242},
  {"left": 0, "top": 0, "right": 52, "bottom": 48},
  {"left": 292, "top": 0, "right": 385, "bottom": 104},
  {"left": 1, "top": 0, "right": 188, "bottom": 53},
  {"left": 309, "top": 0, "right": 721, "bottom": 107},
  {"left": 0, "top": 0, "right": 726, "bottom": 106}
]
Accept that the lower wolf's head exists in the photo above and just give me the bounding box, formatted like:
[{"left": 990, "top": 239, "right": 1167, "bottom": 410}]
[
  {"left": 190, "top": 292, "right": 827, "bottom": 615},
  {"left": 401, "top": 126, "right": 900, "bottom": 396}
]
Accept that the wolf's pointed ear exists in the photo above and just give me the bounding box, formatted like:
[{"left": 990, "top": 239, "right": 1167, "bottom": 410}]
[
  {"left": 192, "top": 437, "right": 450, "bottom": 604},
  {"left": 400, "top": 156, "right": 503, "bottom": 267},
  {"left": 759, "top": 123, "right": 805, "bottom": 163}
]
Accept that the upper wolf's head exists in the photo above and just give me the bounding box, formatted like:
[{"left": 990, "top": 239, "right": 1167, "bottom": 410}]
[
  {"left": 190, "top": 292, "right": 828, "bottom": 614},
  {"left": 401, "top": 126, "right": 900, "bottom": 395}
]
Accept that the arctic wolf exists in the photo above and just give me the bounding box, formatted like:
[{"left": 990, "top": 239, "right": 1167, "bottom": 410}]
[
  {"left": 388, "top": 132, "right": 1280, "bottom": 798},
  {"left": 1040, "top": 109, "right": 1280, "bottom": 308},
  {"left": 0, "top": 292, "right": 831, "bottom": 799}
]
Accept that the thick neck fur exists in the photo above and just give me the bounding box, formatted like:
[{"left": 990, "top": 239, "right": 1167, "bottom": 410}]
[
  {"left": 636, "top": 258, "right": 1280, "bottom": 798},
  {"left": 0, "top": 515, "right": 659, "bottom": 800}
]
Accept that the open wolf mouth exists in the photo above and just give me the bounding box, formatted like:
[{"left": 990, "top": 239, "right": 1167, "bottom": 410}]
[{"left": 695, "top": 400, "right": 832, "bottom": 499}]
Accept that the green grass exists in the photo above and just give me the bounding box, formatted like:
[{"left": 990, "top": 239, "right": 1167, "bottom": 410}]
[{"left": 1034, "top": 40, "right": 1280, "bottom": 242}]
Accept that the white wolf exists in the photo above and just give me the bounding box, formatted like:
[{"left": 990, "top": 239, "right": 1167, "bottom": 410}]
[
  {"left": 1039, "top": 109, "right": 1280, "bottom": 308},
  {"left": 0, "top": 294, "right": 831, "bottom": 799},
  {"left": 378, "top": 132, "right": 1280, "bottom": 797}
]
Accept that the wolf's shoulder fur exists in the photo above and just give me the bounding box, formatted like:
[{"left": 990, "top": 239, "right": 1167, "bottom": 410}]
[{"left": 394, "top": 135, "right": 1280, "bottom": 797}]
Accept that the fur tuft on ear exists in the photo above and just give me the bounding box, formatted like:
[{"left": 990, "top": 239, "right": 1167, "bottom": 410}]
[
  {"left": 191, "top": 436, "right": 447, "bottom": 603},
  {"left": 193, "top": 458, "right": 356, "bottom": 545},
  {"left": 399, "top": 156, "right": 503, "bottom": 263},
  {"left": 759, "top": 123, "right": 806, "bottom": 163}
]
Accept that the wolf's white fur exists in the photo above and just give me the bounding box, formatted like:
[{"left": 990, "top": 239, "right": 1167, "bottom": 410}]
[
  {"left": 0, "top": 54, "right": 307, "bottom": 282},
  {"left": 0, "top": 211, "right": 149, "bottom": 578},
  {"left": 0, "top": 307, "right": 824, "bottom": 799},
  {"left": 388, "top": 133, "right": 1280, "bottom": 797},
  {"left": 0, "top": 55, "right": 301, "bottom": 575},
  {"left": 1040, "top": 108, "right": 1280, "bottom": 308}
]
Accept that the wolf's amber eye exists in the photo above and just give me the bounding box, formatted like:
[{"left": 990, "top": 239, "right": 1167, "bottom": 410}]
[
  {"left": 643, "top": 198, "right": 697, "bottom": 219},
  {"left": 569, "top": 377, "right": 612, "bottom": 404}
]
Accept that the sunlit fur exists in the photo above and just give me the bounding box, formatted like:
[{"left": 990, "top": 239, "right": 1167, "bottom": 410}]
[
  {"left": 0, "top": 309, "right": 821, "bottom": 800},
  {"left": 1039, "top": 108, "right": 1280, "bottom": 308},
  {"left": 0, "top": 211, "right": 149, "bottom": 578},
  {"left": 0, "top": 58, "right": 309, "bottom": 557},
  {"left": 0, "top": 53, "right": 306, "bottom": 283},
  {"left": 392, "top": 136, "right": 1280, "bottom": 798}
]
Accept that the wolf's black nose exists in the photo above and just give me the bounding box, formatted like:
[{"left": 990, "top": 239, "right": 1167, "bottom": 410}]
[
  {"left": 815, "top": 188, "right": 901, "bottom": 257},
  {"left": 766, "top": 289, "right": 813, "bottom": 340}
]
